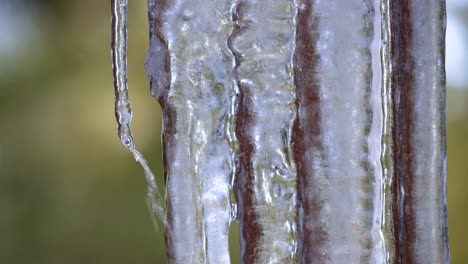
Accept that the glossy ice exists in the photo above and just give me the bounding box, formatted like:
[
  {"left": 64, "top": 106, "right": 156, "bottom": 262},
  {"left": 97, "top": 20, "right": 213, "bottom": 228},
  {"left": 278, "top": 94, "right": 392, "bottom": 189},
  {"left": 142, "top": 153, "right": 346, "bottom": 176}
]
[
  {"left": 293, "top": 0, "right": 385, "bottom": 263},
  {"left": 146, "top": 0, "right": 236, "bottom": 262},
  {"left": 229, "top": 0, "right": 298, "bottom": 263},
  {"left": 386, "top": 0, "right": 449, "bottom": 262},
  {"left": 111, "top": 0, "right": 165, "bottom": 221},
  {"left": 116, "top": 0, "right": 450, "bottom": 263}
]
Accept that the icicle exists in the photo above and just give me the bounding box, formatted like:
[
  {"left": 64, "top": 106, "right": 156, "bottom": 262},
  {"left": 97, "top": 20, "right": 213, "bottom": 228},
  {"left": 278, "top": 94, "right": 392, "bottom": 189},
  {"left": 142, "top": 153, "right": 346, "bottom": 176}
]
[
  {"left": 230, "top": 0, "right": 299, "bottom": 262},
  {"left": 111, "top": 0, "right": 165, "bottom": 222},
  {"left": 386, "top": 0, "right": 449, "bottom": 262},
  {"left": 146, "top": 0, "right": 236, "bottom": 262},
  {"left": 136, "top": 0, "right": 448, "bottom": 262},
  {"left": 293, "top": 0, "right": 385, "bottom": 262},
  {"left": 292, "top": 0, "right": 448, "bottom": 263}
]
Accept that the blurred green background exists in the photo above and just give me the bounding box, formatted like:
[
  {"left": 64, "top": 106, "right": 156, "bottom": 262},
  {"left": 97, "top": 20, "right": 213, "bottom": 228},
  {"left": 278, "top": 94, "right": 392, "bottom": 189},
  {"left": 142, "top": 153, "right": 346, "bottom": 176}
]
[{"left": 0, "top": 0, "right": 466, "bottom": 263}]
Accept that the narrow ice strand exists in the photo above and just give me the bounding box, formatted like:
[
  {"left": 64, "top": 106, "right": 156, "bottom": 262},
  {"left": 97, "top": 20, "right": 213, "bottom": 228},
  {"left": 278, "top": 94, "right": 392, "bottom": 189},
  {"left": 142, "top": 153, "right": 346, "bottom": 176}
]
[
  {"left": 111, "top": 0, "right": 165, "bottom": 222},
  {"left": 131, "top": 149, "right": 165, "bottom": 221},
  {"left": 111, "top": 0, "right": 131, "bottom": 144},
  {"left": 381, "top": 0, "right": 396, "bottom": 262}
]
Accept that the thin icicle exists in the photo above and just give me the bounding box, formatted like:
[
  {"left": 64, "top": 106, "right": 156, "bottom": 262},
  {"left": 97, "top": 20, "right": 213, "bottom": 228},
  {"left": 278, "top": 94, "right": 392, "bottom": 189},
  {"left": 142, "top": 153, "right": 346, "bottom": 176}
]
[{"left": 111, "top": 0, "right": 165, "bottom": 222}]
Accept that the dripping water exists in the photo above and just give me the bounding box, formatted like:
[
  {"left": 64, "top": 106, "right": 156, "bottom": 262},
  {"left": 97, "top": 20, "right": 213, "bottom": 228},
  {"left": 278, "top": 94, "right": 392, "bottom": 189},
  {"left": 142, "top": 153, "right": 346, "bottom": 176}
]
[{"left": 111, "top": 0, "right": 165, "bottom": 223}]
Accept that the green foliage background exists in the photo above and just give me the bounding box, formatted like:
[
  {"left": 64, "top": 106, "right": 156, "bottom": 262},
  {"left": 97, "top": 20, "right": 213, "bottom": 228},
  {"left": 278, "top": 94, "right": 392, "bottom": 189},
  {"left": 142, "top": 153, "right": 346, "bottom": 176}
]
[{"left": 0, "top": 1, "right": 466, "bottom": 263}]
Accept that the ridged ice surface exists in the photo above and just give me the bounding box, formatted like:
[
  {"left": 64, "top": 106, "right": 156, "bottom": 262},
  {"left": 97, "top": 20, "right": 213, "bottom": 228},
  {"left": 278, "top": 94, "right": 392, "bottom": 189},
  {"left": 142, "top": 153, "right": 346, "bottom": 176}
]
[
  {"left": 408, "top": 2, "right": 449, "bottom": 262},
  {"left": 386, "top": 0, "right": 449, "bottom": 263},
  {"left": 293, "top": 0, "right": 385, "bottom": 263},
  {"left": 111, "top": 0, "right": 449, "bottom": 263},
  {"left": 230, "top": 0, "right": 298, "bottom": 263},
  {"left": 146, "top": 0, "right": 236, "bottom": 263}
]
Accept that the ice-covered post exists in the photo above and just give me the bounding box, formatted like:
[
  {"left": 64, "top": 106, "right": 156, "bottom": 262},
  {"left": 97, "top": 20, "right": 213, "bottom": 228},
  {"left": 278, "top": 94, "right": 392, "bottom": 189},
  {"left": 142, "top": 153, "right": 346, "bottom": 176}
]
[{"left": 112, "top": 0, "right": 449, "bottom": 263}]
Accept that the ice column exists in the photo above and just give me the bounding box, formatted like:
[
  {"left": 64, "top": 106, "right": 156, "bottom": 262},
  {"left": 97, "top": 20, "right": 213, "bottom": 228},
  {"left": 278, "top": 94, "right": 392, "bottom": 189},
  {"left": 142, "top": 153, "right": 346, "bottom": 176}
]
[
  {"left": 229, "top": 0, "right": 299, "bottom": 263},
  {"left": 145, "top": 0, "right": 236, "bottom": 263},
  {"left": 136, "top": 0, "right": 449, "bottom": 263},
  {"left": 293, "top": 0, "right": 385, "bottom": 263},
  {"left": 384, "top": 0, "right": 449, "bottom": 263}
]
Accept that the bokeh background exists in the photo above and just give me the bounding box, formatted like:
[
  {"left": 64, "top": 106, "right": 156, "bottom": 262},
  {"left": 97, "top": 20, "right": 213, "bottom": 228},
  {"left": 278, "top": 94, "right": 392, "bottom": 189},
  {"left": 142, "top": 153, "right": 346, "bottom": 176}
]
[{"left": 0, "top": 0, "right": 466, "bottom": 263}]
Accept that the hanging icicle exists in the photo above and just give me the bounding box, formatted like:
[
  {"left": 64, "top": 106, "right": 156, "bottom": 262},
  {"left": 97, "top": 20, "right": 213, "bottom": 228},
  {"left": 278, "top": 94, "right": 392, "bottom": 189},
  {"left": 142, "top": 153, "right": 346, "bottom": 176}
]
[
  {"left": 111, "top": 0, "right": 165, "bottom": 222},
  {"left": 114, "top": 0, "right": 449, "bottom": 263}
]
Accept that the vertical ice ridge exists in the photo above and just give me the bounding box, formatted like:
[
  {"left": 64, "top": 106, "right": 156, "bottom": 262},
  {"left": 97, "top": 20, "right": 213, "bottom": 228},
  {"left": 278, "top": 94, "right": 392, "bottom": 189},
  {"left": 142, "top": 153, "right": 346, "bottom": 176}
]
[
  {"left": 389, "top": 0, "right": 449, "bottom": 263},
  {"left": 226, "top": 2, "right": 241, "bottom": 223},
  {"left": 409, "top": 2, "right": 448, "bottom": 262},
  {"left": 147, "top": 0, "right": 236, "bottom": 262},
  {"left": 380, "top": 0, "right": 396, "bottom": 262},
  {"left": 388, "top": 2, "right": 413, "bottom": 261},
  {"left": 230, "top": 0, "right": 298, "bottom": 262},
  {"left": 111, "top": 0, "right": 166, "bottom": 222},
  {"left": 370, "top": 0, "right": 386, "bottom": 262},
  {"left": 319, "top": 1, "right": 385, "bottom": 262},
  {"left": 294, "top": 0, "right": 385, "bottom": 263},
  {"left": 293, "top": 1, "right": 330, "bottom": 262},
  {"left": 229, "top": 3, "right": 258, "bottom": 262}
]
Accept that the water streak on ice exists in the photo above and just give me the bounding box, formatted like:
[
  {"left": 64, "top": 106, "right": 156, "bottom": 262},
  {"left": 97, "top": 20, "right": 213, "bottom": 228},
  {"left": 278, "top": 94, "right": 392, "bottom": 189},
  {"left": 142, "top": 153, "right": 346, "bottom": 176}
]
[{"left": 111, "top": 0, "right": 165, "bottom": 222}]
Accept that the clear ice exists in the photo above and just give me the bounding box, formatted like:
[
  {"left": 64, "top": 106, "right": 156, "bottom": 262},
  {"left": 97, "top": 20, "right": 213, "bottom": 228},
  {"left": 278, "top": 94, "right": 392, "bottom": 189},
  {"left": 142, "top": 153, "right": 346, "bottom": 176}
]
[
  {"left": 230, "top": 0, "right": 298, "bottom": 262},
  {"left": 111, "top": 0, "right": 165, "bottom": 221},
  {"left": 146, "top": 0, "right": 236, "bottom": 262},
  {"left": 113, "top": 0, "right": 450, "bottom": 263}
]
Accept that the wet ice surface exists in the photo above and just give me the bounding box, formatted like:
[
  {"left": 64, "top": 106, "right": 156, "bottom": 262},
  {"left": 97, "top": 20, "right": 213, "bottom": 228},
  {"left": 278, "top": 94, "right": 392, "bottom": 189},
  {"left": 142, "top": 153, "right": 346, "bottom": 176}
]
[
  {"left": 111, "top": 0, "right": 165, "bottom": 221},
  {"left": 230, "top": 0, "right": 298, "bottom": 263},
  {"left": 380, "top": 1, "right": 396, "bottom": 262},
  {"left": 112, "top": 0, "right": 450, "bottom": 263},
  {"left": 398, "top": 0, "right": 449, "bottom": 262},
  {"left": 146, "top": 0, "right": 236, "bottom": 263},
  {"left": 316, "top": 0, "right": 386, "bottom": 262},
  {"left": 293, "top": 0, "right": 385, "bottom": 263}
]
